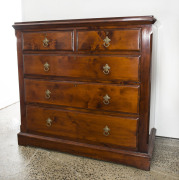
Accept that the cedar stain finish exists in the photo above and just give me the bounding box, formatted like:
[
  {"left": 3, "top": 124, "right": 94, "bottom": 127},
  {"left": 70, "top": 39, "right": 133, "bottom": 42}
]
[
  {"left": 25, "top": 79, "right": 139, "bottom": 114},
  {"left": 24, "top": 55, "right": 140, "bottom": 81},
  {"left": 77, "top": 29, "right": 140, "bottom": 51},
  {"left": 26, "top": 106, "right": 138, "bottom": 149},
  {"left": 23, "top": 31, "right": 74, "bottom": 51},
  {"left": 13, "top": 16, "right": 157, "bottom": 170}
]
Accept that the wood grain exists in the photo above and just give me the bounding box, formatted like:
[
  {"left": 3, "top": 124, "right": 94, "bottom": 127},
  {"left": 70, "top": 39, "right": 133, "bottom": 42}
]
[
  {"left": 77, "top": 29, "right": 140, "bottom": 51},
  {"left": 26, "top": 105, "right": 138, "bottom": 149},
  {"left": 24, "top": 55, "right": 140, "bottom": 81},
  {"left": 25, "top": 79, "right": 140, "bottom": 114},
  {"left": 23, "top": 31, "right": 74, "bottom": 51}
]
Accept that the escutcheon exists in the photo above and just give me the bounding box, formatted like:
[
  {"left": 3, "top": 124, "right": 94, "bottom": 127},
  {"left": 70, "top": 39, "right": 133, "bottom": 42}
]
[
  {"left": 103, "top": 36, "right": 111, "bottom": 47},
  {"left": 46, "top": 118, "right": 53, "bottom": 127},
  {"left": 44, "top": 62, "right": 50, "bottom": 71},
  {"left": 103, "top": 64, "right": 110, "bottom": 74},
  {"left": 103, "top": 94, "right": 110, "bottom": 105},
  {"left": 43, "top": 34, "right": 49, "bottom": 47},
  {"left": 45, "top": 89, "right": 51, "bottom": 99},
  {"left": 103, "top": 126, "right": 110, "bottom": 136}
]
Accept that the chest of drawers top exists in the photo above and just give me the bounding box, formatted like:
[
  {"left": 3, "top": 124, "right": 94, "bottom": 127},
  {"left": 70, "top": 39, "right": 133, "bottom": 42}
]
[{"left": 13, "top": 16, "right": 156, "bottom": 53}]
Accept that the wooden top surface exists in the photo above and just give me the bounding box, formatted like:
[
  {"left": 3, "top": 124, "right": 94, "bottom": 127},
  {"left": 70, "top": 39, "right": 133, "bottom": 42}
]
[{"left": 13, "top": 16, "right": 156, "bottom": 29}]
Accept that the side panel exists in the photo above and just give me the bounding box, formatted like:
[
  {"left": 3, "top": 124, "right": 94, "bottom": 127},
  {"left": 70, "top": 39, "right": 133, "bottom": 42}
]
[
  {"left": 15, "top": 30, "right": 26, "bottom": 132},
  {"left": 138, "top": 25, "right": 153, "bottom": 152}
]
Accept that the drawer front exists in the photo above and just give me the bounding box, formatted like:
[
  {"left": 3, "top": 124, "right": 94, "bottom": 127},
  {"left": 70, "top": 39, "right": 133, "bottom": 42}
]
[
  {"left": 22, "top": 31, "right": 74, "bottom": 51},
  {"left": 26, "top": 106, "right": 138, "bottom": 149},
  {"left": 25, "top": 79, "right": 139, "bottom": 114},
  {"left": 24, "top": 55, "right": 140, "bottom": 81},
  {"left": 77, "top": 29, "right": 140, "bottom": 51}
]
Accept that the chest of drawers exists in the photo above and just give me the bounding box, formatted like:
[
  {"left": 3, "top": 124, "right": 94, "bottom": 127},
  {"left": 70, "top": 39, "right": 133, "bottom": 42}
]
[{"left": 13, "top": 16, "right": 156, "bottom": 170}]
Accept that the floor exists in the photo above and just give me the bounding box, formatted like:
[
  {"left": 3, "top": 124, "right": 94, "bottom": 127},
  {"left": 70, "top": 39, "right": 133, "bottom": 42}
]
[{"left": 0, "top": 103, "right": 178, "bottom": 180}]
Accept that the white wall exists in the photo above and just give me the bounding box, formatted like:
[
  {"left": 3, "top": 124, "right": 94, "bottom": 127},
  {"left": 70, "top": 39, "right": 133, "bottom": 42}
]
[
  {"left": 21, "top": 0, "right": 179, "bottom": 138},
  {"left": 0, "top": 0, "right": 21, "bottom": 109}
]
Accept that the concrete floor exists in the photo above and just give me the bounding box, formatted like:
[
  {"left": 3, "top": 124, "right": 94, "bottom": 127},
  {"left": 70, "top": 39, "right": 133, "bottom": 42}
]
[{"left": 0, "top": 102, "right": 178, "bottom": 180}]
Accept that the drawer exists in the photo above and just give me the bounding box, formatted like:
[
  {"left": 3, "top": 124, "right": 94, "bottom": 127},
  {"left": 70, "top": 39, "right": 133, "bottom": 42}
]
[
  {"left": 22, "top": 31, "right": 74, "bottom": 51},
  {"left": 25, "top": 79, "right": 139, "bottom": 114},
  {"left": 24, "top": 55, "right": 140, "bottom": 81},
  {"left": 26, "top": 106, "right": 138, "bottom": 149},
  {"left": 77, "top": 29, "right": 140, "bottom": 51}
]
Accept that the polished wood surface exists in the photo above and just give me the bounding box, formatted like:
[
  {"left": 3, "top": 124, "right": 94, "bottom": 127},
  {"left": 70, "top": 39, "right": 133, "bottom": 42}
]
[
  {"left": 25, "top": 79, "right": 139, "bottom": 114},
  {"left": 138, "top": 26, "right": 153, "bottom": 152},
  {"left": 23, "top": 31, "right": 74, "bottom": 51},
  {"left": 13, "top": 16, "right": 156, "bottom": 30},
  {"left": 26, "top": 106, "right": 138, "bottom": 149},
  {"left": 13, "top": 16, "right": 156, "bottom": 170},
  {"left": 24, "top": 55, "right": 140, "bottom": 81},
  {"left": 18, "top": 127, "right": 156, "bottom": 171},
  {"left": 77, "top": 29, "right": 140, "bottom": 51},
  {"left": 15, "top": 30, "right": 27, "bottom": 132}
]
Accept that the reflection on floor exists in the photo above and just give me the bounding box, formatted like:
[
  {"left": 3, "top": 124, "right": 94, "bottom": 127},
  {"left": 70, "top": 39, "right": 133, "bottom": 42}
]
[{"left": 0, "top": 102, "right": 178, "bottom": 180}]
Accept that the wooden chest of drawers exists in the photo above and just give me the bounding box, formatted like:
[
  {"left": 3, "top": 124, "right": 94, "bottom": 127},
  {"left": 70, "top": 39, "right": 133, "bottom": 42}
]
[{"left": 13, "top": 16, "right": 156, "bottom": 170}]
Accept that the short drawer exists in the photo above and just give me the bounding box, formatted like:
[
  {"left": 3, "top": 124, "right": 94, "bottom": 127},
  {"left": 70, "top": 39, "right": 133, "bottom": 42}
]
[
  {"left": 25, "top": 79, "right": 139, "bottom": 114},
  {"left": 24, "top": 55, "right": 140, "bottom": 82},
  {"left": 22, "top": 31, "right": 74, "bottom": 51},
  {"left": 26, "top": 106, "right": 138, "bottom": 149},
  {"left": 77, "top": 29, "right": 140, "bottom": 51}
]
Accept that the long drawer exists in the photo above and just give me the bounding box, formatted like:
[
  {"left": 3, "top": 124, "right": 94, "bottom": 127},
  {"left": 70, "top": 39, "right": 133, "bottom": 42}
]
[
  {"left": 25, "top": 79, "right": 139, "bottom": 114},
  {"left": 77, "top": 29, "right": 140, "bottom": 51},
  {"left": 26, "top": 106, "right": 138, "bottom": 149},
  {"left": 24, "top": 55, "right": 140, "bottom": 81},
  {"left": 22, "top": 31, "right": 74, "bottom": 51}
]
